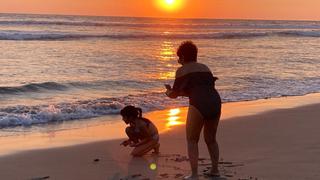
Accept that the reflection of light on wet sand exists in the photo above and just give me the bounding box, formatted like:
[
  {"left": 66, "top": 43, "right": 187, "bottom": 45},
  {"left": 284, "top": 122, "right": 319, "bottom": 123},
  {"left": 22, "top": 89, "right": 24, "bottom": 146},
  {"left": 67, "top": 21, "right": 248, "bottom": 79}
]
[
  {"left": 169, "top": 108, "right": 180, "bottom": 116},
  {"left": 166, "top": 108, "right": 183, "bottom": 128},
  {"left": 168, "top": 116, "right": 179, "bottom": 121}
]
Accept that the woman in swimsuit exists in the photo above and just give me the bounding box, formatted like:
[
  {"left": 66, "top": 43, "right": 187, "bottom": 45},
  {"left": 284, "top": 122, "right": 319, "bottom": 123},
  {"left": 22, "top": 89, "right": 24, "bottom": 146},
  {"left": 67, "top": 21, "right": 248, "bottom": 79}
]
[
  {"left": 166, "top": 41, "right": 221, "bottom": 179},
  {"left": 120, "top": 105, "right": 160, "bottom": 156}
]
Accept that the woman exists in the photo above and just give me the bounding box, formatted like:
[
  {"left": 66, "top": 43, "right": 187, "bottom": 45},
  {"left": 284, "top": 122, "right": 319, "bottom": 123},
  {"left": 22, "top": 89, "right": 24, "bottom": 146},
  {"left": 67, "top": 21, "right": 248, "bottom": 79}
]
[
  {"left": 165, "top": 41, "right": 221, "bottom": 179},
  {"left": 120, "top": 105, "right": 160, "bottom": 156}
]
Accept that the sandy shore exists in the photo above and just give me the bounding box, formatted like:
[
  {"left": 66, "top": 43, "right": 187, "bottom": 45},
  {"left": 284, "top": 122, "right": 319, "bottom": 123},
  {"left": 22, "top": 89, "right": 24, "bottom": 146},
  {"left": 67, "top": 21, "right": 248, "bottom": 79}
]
[{"left": 0, "top": 93, "right": 320, "bottom": 180}]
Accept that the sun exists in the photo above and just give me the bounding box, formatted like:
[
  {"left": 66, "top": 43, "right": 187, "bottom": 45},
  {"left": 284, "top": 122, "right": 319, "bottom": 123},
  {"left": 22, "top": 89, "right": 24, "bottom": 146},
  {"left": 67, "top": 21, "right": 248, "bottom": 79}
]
[
  {"left": 155, "top": 0, "right": 184, "bottom": 12},
  {"left": 165, "top": 0, "right": 175, "bottom": 5}
]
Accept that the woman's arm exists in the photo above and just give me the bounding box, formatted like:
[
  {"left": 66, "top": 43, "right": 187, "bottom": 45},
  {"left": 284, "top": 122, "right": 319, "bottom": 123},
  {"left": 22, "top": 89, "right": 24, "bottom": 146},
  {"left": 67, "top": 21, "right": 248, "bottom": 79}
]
[
  {"left": 165, "top": 88, "right": 179, "bottom": 98},
  {"left": 165, "top": 71, "right": 189, "bottom": 98}
]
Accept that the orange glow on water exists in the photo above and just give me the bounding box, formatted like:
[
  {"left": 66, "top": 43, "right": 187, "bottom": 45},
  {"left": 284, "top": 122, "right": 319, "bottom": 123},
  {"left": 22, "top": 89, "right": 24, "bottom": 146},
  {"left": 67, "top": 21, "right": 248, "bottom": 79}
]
[
  {"left": 159, "top": 41, "right": 175, "bottom": 61},
  {"left": 158, "top": 41, "right": 176, "bottom": 80}
]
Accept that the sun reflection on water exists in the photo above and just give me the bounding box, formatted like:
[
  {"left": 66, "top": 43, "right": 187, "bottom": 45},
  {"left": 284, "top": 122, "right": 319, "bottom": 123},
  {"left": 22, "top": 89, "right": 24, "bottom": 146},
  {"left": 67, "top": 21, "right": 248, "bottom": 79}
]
[
  {"left": 158, "top": 41, "right": 176, "bottom": 80},
  {"left": 159, "top": 71, "right": 175, "bottom": 80},
  {"left": 159, "top": 41, "right": 175, "bottom": 61}
]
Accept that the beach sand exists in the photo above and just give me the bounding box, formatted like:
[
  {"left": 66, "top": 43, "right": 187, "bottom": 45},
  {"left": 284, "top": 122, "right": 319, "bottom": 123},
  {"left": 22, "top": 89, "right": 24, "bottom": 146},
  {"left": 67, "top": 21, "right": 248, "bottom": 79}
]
[{"left": 0, "top": 93, "right": 320, "bottom": 180}]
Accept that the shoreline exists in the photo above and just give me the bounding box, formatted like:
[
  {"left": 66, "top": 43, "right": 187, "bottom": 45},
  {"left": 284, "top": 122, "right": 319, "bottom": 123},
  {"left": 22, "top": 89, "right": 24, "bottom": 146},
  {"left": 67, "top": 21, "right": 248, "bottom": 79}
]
[
  {"left": 0, "top": 93, "right": 319, "bottom": 179},
  {"left": 0, "top": 93, "right": 320, "bottom": 157}
]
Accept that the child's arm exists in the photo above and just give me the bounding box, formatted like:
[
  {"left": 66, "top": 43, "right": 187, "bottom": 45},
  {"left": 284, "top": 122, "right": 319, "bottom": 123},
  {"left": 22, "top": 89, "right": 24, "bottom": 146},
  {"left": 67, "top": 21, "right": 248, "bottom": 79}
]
[
  {"left": 130, "top": 137, "right": 152, "bottom": 147},
  {"left": 120, "top": 139, "right": 132, "bottom": 146}
]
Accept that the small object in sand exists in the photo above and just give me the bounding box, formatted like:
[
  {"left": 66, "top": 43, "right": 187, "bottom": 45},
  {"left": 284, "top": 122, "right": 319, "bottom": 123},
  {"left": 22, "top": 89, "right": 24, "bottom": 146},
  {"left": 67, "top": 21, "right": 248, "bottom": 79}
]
[
  {"left": 131, "top": 174, "right": 142, "bottom": 178},
  {"left": 219, "top": 161, "right": 233, "bottom": 164},
  {"left": 160, "top": 173, "right": 169, "bottom": 178},
  {"left": 198, "top": 158, "right": 207, "bottom": 161},
  {"left": 94, "top": 158, "right": 100, "bottom": 162},
  {"left": 173, "top": 156, "right": 188, "bottom": 162},
  {"left": 174, "top": 174, "right": 184, "bottom": 178},
  {"left": 199, "top": 163, "right": 211, "bottom": 166},
  {"left": 225, "top": 164, "right": 244, "bottom": 167},
  {"left": 225, "top": 174, "right": 233, "bottom": 177},
  {"left": 31, "top": 176, "right": 50, "bottom": 180}
]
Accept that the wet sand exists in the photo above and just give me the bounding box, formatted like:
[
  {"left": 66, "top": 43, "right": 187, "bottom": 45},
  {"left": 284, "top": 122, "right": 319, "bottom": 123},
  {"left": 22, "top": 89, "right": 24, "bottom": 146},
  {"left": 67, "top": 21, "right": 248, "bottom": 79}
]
[{"left": 0, "top": 93, "right": 320, "bottom": 179}]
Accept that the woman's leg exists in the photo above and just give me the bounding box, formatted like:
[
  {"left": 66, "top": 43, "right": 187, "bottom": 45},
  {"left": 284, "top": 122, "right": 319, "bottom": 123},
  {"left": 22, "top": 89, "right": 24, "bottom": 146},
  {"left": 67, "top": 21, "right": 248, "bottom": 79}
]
[
  {"left": 186, "top": 105, "right": 204, "bottom": 178},
  {"left": 203, "top": 113, "right": 221, "bottom": 175}
]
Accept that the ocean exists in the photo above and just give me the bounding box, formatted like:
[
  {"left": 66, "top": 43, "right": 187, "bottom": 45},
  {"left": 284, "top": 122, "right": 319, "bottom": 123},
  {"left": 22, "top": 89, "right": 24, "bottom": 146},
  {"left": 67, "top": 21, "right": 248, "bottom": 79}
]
[{"left": 0, "top": 13, "right": 319, "bottom": 133}]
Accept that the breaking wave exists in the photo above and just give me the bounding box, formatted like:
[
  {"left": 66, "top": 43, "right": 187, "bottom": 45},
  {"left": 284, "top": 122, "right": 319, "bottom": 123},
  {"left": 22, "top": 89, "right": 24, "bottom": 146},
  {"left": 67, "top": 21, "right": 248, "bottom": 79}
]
[
  {"left": 1, "top": 30, "right": 320, "bottom": 41},
  {"left": 0, "top": 93, "right": 187, "bottom": 128}
]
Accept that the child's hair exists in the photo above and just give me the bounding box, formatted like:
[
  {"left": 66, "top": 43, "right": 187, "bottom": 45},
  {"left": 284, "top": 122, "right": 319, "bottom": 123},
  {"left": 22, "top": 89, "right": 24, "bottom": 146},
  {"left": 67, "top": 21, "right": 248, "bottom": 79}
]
[
  {"left": 120, "top": 105, "right": 142, "bottom": 118},
  {"left": 120, "top": 105, "right": 151, "bottom": 125}
]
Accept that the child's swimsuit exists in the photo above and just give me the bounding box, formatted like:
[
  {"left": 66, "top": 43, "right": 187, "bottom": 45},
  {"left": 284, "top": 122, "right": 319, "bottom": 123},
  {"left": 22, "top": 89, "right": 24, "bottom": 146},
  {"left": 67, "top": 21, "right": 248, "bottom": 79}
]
[{"left": 133, "top": 118, "right": 159, "bottom": 140}]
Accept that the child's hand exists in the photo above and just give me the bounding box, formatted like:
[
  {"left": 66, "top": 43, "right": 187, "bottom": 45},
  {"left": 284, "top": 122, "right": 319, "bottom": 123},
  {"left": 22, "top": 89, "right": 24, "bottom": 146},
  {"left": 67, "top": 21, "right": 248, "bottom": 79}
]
[
  {"left": 120, "top": 140, "right": 130, "bottom": 146},
  {"left": 129, "top": 142, "right": 139, "bottom": 147}
]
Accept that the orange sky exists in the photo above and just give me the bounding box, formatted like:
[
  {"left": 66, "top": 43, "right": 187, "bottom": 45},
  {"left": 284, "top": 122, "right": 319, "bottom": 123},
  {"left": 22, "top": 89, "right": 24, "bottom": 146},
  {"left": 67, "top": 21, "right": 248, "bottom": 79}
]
[{"left": 0, "top": 0, "right": 320, "bottom": 20}]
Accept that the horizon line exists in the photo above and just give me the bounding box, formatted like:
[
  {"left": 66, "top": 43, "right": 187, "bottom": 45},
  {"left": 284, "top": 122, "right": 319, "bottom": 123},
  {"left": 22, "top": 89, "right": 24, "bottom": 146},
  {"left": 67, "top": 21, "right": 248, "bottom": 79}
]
[{"left": 1, "top": 12, "right": 320, "bottom": 22}]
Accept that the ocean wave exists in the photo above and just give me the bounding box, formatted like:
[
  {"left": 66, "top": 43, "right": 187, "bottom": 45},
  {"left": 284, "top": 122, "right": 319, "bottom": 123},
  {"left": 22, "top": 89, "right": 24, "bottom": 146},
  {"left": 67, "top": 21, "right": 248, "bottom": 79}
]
[
  {"left": 0, "top": 93, "right": 187, "bottom": 128},
  {"left": 1, "top": 78, "right": 319, "bottom": 128},
  {"left": 1, "top": 19, "right": 320, "bottom": 30},
  {"left": 1, "top": 30, "right": 320, "bottom": 41},
  {"left": 0, "top": 20, "right": 107, "bottom": 27},
  {"left": 0, "top": 80, "right": 161, "bottom": 95},
  {"left": 1, "top": 87, "right": 320, "bottom": 128},
  {"left": 0, "top": 82, "right": 67, "bottom": 94},
  {"left": 276, "top": 30, "right": 320, "bottom": 37}
]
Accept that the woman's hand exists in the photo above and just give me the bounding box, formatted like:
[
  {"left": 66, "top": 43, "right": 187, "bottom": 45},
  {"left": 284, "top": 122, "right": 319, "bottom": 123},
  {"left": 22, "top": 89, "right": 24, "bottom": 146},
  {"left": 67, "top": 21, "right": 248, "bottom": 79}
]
[
  {"left": 165, "top": 84, "right": 175, "bottom": 98},
  {"left": 165, "top": 89, "right": 173, "bottom": 97},
  {"left": 164, "top": 84, "right": 172, "bottom": 90}
]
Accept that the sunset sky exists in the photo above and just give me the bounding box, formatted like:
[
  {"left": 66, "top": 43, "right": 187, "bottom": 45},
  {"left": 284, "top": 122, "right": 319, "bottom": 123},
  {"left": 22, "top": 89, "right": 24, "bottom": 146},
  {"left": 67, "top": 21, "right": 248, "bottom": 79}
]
[{"left": 1, "top": 0, "right": 320, "bottom": 20}]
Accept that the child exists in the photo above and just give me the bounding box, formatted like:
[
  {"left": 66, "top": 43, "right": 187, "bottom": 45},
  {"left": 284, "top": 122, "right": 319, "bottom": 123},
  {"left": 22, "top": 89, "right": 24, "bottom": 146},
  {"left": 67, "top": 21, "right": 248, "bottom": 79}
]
[{"left": 120, "top": 105, "right": 160, "bottom": 156}]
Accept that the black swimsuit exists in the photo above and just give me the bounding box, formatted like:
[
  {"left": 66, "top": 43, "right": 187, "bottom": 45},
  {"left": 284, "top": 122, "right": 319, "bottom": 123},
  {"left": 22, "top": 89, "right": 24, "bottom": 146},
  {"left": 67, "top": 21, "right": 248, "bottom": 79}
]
[{"left": 172, "top": 62, "right": 221, "bottom": 120}]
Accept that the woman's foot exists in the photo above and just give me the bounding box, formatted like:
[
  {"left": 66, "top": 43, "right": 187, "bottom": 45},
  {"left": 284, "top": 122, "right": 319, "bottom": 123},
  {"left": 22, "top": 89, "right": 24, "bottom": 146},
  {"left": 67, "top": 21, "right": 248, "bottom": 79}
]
[
  {"left": 183, "top": 174, "right": 199, "bottom": 180},
  {"left": 204, "top": 169, "right": 220, "bottom": 177}
]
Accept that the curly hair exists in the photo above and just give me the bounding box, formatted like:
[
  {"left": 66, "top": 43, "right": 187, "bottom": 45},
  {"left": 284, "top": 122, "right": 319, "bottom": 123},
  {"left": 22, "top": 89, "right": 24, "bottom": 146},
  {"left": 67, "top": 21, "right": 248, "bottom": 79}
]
[{"left": 177, "top": 41, "right": 198, "bottom": 62}]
